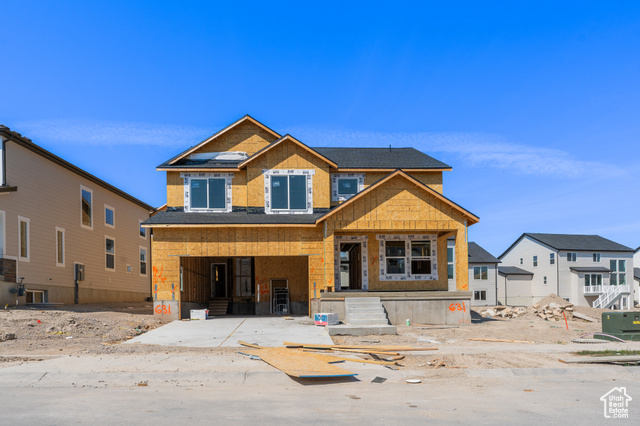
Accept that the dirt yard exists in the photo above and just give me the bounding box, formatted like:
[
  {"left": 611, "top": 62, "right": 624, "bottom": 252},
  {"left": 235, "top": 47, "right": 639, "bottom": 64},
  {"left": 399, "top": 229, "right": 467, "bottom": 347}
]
[{"left": 0, "top": 300, "right": 634, "bottom": 373}]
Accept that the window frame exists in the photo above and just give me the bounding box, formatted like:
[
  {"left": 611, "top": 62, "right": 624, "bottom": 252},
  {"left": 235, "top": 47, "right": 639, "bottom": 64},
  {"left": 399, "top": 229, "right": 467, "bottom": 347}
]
[
  {"left": 139, "top": 219, "right": 147, "bottom": 240},
  {"left": 105, "top": 235, "right": 116, "bottom": 272},
  {"left": 566, "top": 252, "right": 577, "bottom": 262},
  {"left": 377, "top": 234, "right": 438, "bottom": 281},
  {"left": 447, "top": 245, "right": 455, "bottom": 280},
  {"left": 473, "top": 265, "right": 488, "bottom": 280},
  {"left": 181, "top": 172, "right": 233, "bottom": 213},
  {"left": 543, "top": 276, "right": 547, "bottom": 285},
  {"left": 331, "top": 173, "right": 365, "bottom": 202},
  {"left": 18, "top": 215, "right": 30, "bottom": 262},
  {"left": 104, "top": 205, "right": 115, "bottom": 228},
  {"left": 25, "top": 290, "right": 45, "bottom": 304},
  {"left": 533, "top": 255, "right": 538, "bottom": 267},
  {"left": 550, "top": 253, "right": 555, "bottom": 265},
  {"left": 139, "top": 246, "right": 148, "bottom": 277},
  {"left": 473, "top": 290, "right": 486, "bottom": 301},
  {"left": 610, "top": 259, "right": 626, "bottom": 286},
  {"left": 593, "top": 253, "right": 601, "bottom": 262},
  {"left": 263, "top": 169, "right": 314, "bottom": 214},
  {"left": 55, "top": 226, "right": 65, "bottom": 267},
  {"left": 80, "top": 185, "right": 94, "bottom": 230},
  {"left": 0, "top": 209, "right": 5, "bottom": 257}
]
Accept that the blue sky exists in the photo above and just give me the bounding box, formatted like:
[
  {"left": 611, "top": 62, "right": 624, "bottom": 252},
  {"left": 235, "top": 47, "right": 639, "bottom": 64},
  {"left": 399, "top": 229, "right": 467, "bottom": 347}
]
[{"left": 1, "top": 1, "right": 639, "bottom": 255}]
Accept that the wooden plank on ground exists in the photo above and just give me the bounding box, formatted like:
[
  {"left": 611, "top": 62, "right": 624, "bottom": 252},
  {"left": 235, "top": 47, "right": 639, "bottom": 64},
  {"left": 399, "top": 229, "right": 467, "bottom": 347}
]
[
  {"left": 283, "top": 342, "right": 437, "bottom": 351},
  {"left": 573, "top": 312, "right": 599, "bottom": 323},
  {"left": 469, "top": 338, "right": 534, "bottom": 344},
  {"left": 242, "top": 348, "right": 356, "bottom": 378},
  {"left": 559, "top": 355, "right": 640, "bottom": 364}
]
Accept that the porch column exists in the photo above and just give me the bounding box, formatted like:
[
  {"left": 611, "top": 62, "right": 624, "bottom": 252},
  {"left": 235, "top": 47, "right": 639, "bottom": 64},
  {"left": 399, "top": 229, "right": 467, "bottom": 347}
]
[{"left": 454, "top": 229, "right": 469, "bottom": 291}]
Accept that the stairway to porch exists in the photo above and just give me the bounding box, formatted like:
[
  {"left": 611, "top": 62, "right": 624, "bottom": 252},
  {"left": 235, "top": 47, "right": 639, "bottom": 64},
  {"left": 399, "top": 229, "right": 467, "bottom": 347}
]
[
  {"left": 208, "top": 299, "right": 229, "bottom": 316},
  {"left": 593, "top": 285, "right": 630, "bottom": 309},
  {"left": 344, "top": 297, "right": 390, "bottom": 325}
]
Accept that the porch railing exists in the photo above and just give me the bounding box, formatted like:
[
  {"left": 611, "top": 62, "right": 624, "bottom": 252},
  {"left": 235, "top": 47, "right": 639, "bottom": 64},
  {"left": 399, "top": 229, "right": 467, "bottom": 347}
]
[{"left": 583, "top": 285, "right": 603, "bottom": 295}]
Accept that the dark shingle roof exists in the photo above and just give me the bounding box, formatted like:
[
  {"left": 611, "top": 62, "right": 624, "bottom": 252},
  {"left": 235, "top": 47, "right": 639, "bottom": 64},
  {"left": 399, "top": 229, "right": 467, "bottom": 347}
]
[
  {"left": 143, "top": 210, "right": 324, "bottom": 226},
  {"left": 570, "top": 267, "right": 612, "bottom": 273},
  {"left": 498, "top": 266, "right": 533, "bottom": 276},
  {"left": 500, "top": 233, "right": 634, "bottom": 258},
  {"left": 468, "top": 242, "right": 500, "bottom": 264},
  {"left": 634, "top": 267, "right": 640, "bottom": 281},
  {"left": 312, "top": 147, "right": 450, "bottom": 169}
]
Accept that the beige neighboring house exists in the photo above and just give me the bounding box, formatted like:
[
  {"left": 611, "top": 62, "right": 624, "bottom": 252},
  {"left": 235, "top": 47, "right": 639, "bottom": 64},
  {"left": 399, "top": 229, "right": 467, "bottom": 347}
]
[{"left": 0, "top": 126, "right": 154, "bottom": 306}]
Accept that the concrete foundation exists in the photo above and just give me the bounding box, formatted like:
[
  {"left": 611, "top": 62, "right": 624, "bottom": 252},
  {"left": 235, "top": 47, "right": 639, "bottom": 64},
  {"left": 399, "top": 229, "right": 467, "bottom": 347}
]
[{"left": 316, "top": 291, "right": 472, "bottom": 326}]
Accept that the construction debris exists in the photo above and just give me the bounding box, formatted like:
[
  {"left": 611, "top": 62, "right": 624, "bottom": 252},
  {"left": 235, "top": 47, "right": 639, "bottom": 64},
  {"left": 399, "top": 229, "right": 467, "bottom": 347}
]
[
  {"left": 283, "top": 342, "right": 438, "bottom": 351},
  {"left": 559, "top": 355, "right": 640, "bottom": 365},
  {"left": 572, "top": 312, "right": 598, "bottom": 323},
  {"left": 469, "top": 338, "right": 534, "bottom": 344},
  {"left": 1, "top": 333, "right": 16, "bottom": 342}
]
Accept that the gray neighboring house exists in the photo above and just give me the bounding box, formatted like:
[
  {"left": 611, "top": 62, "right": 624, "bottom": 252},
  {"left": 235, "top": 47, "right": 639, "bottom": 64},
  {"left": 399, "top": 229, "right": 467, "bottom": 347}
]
[
  {"left": 634, "top": 247, "right": 640, "bottom": 305},
  {"left": 0, "top": 126, "right": 155, "bottom": 306},
  {"left": 467, "top": 242, "right": 500, "bottom": 306},
  {"left": 498, "top": 233, "right": 635, "bottom": 309}
]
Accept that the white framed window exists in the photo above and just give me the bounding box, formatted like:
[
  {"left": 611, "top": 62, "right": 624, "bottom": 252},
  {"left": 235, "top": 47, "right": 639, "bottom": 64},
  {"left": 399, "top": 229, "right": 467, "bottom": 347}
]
[
  {"left": 105, "top": 236, "right": 115, "bottom": 271},
  {"left": 473, "top": 266, "right": 488, "bottom": 280},
  {"left": 139, "top": 246, "right": 147, "bottom": 276},
  {"left": 181, "top": 172, "right": 233, "bottom": 213},
  {"left": 447, "top": 245, "right": 455, "bottom": 280},
  {"left": 104, "top": 205, "right": 115, "bottom": 228},
  {"left": 377, "top": 234, "right": 438, "bottom": 281},
  {"left": 610, "top": 259, "right": 626, "bottom": 286},
  {"left": 0, "top": 137, "right": 4, "bottom": 186},
  {"left": 550, "top": 253, "right": 555, "bottom": 265},
  {"left": 55, "top": 227, "right": 65, "bottom": 267},
  {"left": 585, "top": 273, "right": 602, "bottom": 287},
  {"left": 18, "top": 216, "right": 30, "bottom": 262},
  {"left": 593, "top": 253, "right": 601, "bottom": 262},
  {"left": 139, "top": 220, "right": 147, "bottom": 239},
  {"left": 473, "top": 290, "right": 486, "bottom": 301},
  {"left": 264, "top": 169, "right": 314, "bottom": 214},
  {"left": 0, "top": 209, "right": 5, "bottom": 257},
  {"left": 80, "top": 185, "right": 93, "bottom": 230},
  {"left": 533, "top": 256, "right": 538, "bottom": 267},
  {"left": 331, "top": 173, "right": 364, "bottom": 202},
  {"left": 566, "top": 252, "right": 577, "bottom": 262}
]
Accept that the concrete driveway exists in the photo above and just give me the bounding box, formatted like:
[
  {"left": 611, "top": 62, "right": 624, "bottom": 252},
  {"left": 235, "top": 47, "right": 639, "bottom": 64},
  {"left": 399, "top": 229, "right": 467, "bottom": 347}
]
[{"left": 124, "top": 316, "right": 333, "bottom": 348}]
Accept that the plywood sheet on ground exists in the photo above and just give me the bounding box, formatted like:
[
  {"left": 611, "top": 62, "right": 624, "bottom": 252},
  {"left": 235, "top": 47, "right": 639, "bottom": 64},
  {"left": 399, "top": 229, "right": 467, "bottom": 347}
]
[{"left": 241, "top": 348, "right": 356, "bottom": 378}]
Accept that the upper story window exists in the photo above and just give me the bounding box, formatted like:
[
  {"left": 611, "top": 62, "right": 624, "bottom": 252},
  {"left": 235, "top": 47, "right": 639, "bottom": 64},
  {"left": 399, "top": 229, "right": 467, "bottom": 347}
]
[
  {"left": 610, "top": 259, "right": 626, "bottom": 286},
  {"left": 181, "top": 173, "right": 233, "bottom": 213},
  {"left": 18, "top": 216, "right": 30, "bottom": 262},
  {"left": 264, "top": 169, "right": 314, "bottom": 214},
  {"left": 473, "top": 266, "right": 488, "bottom": 280},
  {"left": 80, "top": 186, "right": 93, "bottom": 229},
  {"left": 139, "top": 220, "right": 147, "bottom": 239},
  {"left": 593, "top": 253, "right": 601, "bottom": 262},
  {"left": 105, "top": 236, "right": 115, "bottom": 271},
  {"left": 331, "top": 173, "right": 364, "bottom": 202},
  {"left": 566, "top": 252, "right": 577, "bottom": 262},
  {"left": 377, "top": 234, "right": 437, "bottom": 281},
  {"left": 550, "top": 253, "right": 555, "bottom": 265},
  {"left": 105, "top": 205, "right": 115, "bottom": 228},
  {"left": 533, "top": 256, "right": 538, "bottom": 267}
]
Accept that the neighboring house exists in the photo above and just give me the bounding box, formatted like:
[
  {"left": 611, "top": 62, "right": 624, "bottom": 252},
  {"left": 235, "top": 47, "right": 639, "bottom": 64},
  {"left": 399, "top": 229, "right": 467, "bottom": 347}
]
[
  {"left": 144, "top": 115, "right": 479, "bottom": 324},
  {"left": 467, "top": 242, "right": 500, "bottom": 306},
  {"left": 498, "top": 233, "right": 635, "bottom": 309},
  {"left": 635, "top": 248, "right": 640, "bottom": 305},
  {"left": 0, "top": 126, "right": 154, "bottom": 306}
]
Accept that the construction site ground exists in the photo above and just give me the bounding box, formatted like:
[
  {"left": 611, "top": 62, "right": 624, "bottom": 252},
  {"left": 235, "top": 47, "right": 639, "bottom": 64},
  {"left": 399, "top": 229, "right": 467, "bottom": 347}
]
[{"left": 1, "top": 302, "right": 639, "bottom": 424}]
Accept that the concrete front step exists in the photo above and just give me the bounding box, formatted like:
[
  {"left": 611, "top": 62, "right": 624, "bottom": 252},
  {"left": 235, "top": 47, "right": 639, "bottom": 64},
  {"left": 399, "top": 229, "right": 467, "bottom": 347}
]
[
  {"left": 328, "top": 324, "right": 397, "bottom": 336},
  {"left": 346, "top": 307, "right": 385, "bottom": 314},
  {"left": 348, "top": 313, "right": 388, "bottom": 321},
  {"left": 345, "top": 297, "right": 381, "bottom": 304},
  {"left": 348, "top": 319, "right": 391, "bottom": 326}
]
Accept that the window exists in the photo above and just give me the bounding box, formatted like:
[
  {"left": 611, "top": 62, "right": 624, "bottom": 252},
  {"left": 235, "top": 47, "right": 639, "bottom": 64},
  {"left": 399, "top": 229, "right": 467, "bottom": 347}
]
[
  {"left": 533, "top": 256, "right": 538, "bottom": 267},
  {"left": 139, "top": 220, "right": 147, "bottom": 239},
  {"left": 0, "top": 210, "right": 5, "bottom": 257},
  {"left": 181, "top": 172, "right": 232, "bottom": 213},
  {"left": 331, "top": 174, "right": 364, "bottom": 201},
  {"left": 55, "top": 227, "right": 65, "bottom": 267},
  {"left": 567, "top": 252, "right": 577, "bottom": 262},
  {"left": 105, "top": 237, "right": 115, "bottom": 271},
  {"left": 519, "top": 258, "right": 523, "bottom": 265},
  {"left": 447, "top": 246, "right": 455, "bottom": 280},
  {"left": 104, "top": 205, "right": 115, "bottom": 228},
  {"left": 25, "top": 290, "right": 45, "bottom": 304},
  {"left": 543, "top": 276, "right": 547, "bottom": 285},
  {"left": 474, "top": 291, "right": 486, "bottom": 301},
  {"left": 585, "top": 273, "right": 602, "bottom": 287},
  {"left": 18, "top": 216, "right": 30, "bottom": 261},
  {"left": 593, "top": 253, "right": 601, "bottom": 262},
  {"left": 264, "top": 170, "right": 314, "bottom": 214},
  {"left": 378, "top": 234, "right": 437, "bottom": 280},
  {"left": 610, "top": 260, "right": 626, "bottom": 286},
  {"left": 80, "top": 186, "right": 93, "bottom": 229},
  {"left": 139, "top": 247, "right": 147, "bottom": 276},
  {"left": 550, "top": 253, "right": 555, "bottom": 265},
  {"left": 473, "top": 266, "right": 488, "bottom": 280},
  {"left": 0, "top": 138, "right": 4, "bottom": 186}
]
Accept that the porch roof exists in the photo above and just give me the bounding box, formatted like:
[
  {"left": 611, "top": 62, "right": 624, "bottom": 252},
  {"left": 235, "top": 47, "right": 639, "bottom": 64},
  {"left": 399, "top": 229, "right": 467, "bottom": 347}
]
[
  {"left": 498, "top": 266, "right": 533, "bottom": 276},
  {"left": 142, "top": 210, "right": 324, "bottom": 226},
  {"left": 570, "top": 267, "right": 612, "bottom": 273}
]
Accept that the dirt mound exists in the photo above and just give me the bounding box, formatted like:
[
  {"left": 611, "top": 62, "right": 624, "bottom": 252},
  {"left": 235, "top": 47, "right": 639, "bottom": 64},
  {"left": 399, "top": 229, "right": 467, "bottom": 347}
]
[{"left": 535, "top": 294, "right": 572, "bottom": 308}]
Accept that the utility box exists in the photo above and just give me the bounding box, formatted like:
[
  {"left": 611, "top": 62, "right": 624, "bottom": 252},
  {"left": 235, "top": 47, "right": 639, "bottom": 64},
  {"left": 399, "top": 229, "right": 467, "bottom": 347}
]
[
  {"left": 596, "top": 312, "right": 640, "bottom": 341},
  {"left": 314, "top": 312, "right": 339, "bottom": 326},
  {"left": 75, "top": 264, "right": 85, "bottom": 281}
]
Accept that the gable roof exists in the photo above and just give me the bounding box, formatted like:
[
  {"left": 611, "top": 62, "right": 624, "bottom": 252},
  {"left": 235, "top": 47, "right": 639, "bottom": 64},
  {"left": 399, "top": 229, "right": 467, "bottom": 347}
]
[
  {"left": 316, "top": 169, "right": 479, "bottom": 225},
  {"left": 238, "top": 134, "right": 338, "bottom": 169},
  {"left": 313, "top": 147, "right": 451, "bottom": 170},
  {"left": 499, "top": 233, "right": 634, "bottom": 258},
  {"left": 498, "top": 266, "right": 533, "bottom": 276},
  {"left": 468, "top": 242, "right": 500, "bottom": 264},
  {"left": 0, "top": 125, "right": 154, "bottom": 211},
  {"left": 165, "top": 115, "right": 281, "bottom": 166}
]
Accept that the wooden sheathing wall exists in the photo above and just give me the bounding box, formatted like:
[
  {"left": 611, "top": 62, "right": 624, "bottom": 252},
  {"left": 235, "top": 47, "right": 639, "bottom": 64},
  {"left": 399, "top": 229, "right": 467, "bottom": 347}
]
[
  {"left": 246, "top": 139, "right": 331, "bottom": 209},
  {"left": 192, "top": 121, "right": 277, "bottom": 156},
  {"left": 152, "top": 227, "right": 327, "bottom": 309},
  {"left": 324, "top": 174, "right": 470, "bottom": 291},
  {"left": 167, "top": 170, "right": 249, "bottom": 209},
  {"left": 254, "top": 256, "right": 309, "bottom": 305},
  {"left": 180, "top": 256, "right": 210, "bottom": 303}
]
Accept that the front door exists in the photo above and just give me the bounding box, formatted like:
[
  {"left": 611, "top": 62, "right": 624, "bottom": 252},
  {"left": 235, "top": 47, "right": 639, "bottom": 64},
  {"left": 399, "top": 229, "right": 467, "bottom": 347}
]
[
  {"left": 211, "top": 263, "right": 227, "bottom": 298},
  {"left": 339, "top": 242, "right": 362, "bottom": 290}
]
